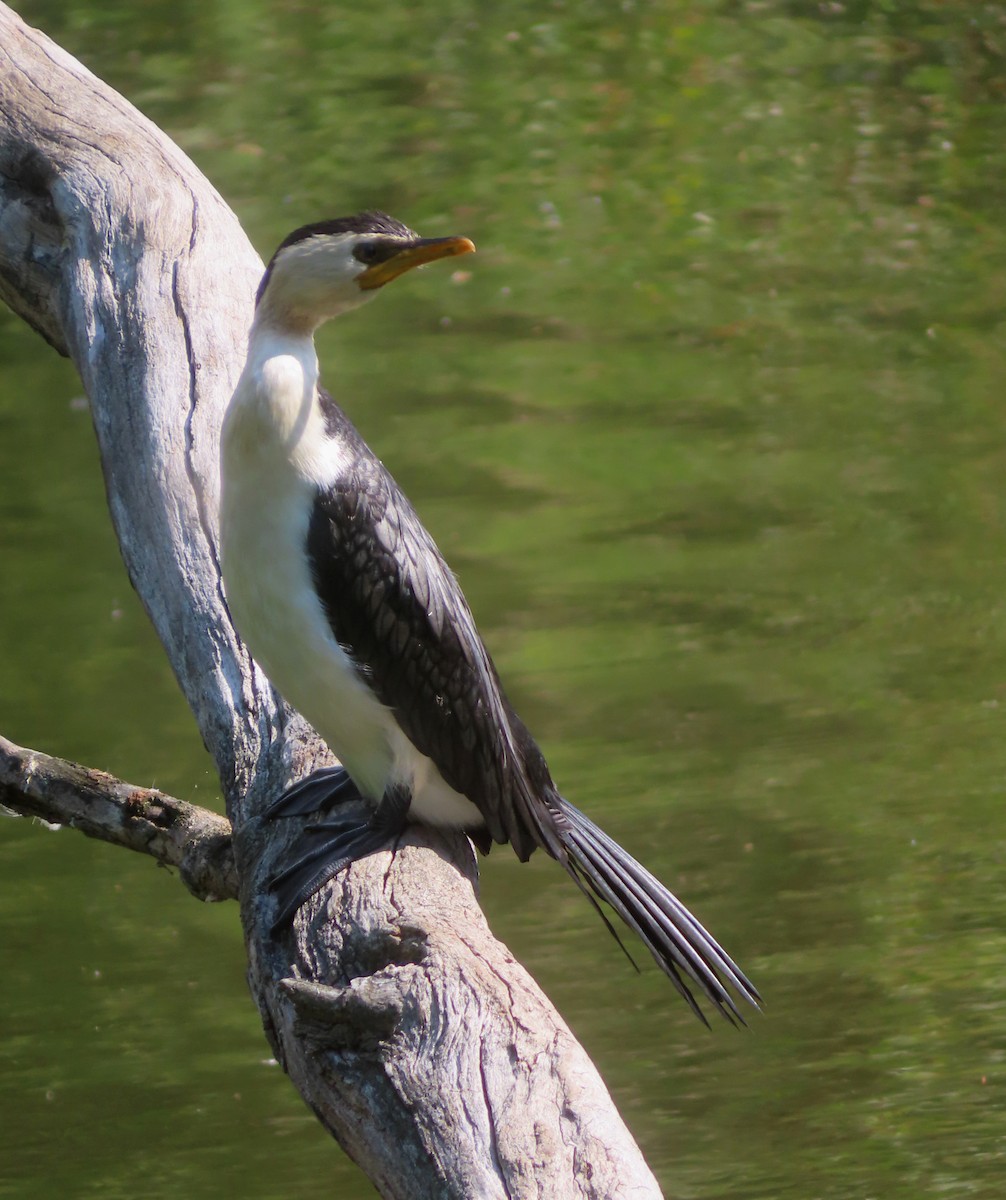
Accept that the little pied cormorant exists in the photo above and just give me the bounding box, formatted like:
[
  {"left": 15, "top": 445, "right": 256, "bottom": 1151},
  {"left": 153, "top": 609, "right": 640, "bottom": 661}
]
[{"left": 220, "top": 211, "right": 759, "bottom": 1024}]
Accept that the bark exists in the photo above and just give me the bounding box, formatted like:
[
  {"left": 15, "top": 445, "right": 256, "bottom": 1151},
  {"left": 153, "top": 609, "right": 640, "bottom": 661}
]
[
  {"left": 0, "top": 733, "right": 237, "bottom": 902},
  {"left": 0, "top": 6, "right": 663, "bottom": 1198}
]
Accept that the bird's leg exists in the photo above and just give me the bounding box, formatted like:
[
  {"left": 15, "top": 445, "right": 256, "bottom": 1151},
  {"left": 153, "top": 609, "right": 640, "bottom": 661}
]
[
  {"left": 268, "top": 783, "right": 411, "bottom": 935},
  {"left": 262, "top": 764, "right": 359, "bottom": 820}
]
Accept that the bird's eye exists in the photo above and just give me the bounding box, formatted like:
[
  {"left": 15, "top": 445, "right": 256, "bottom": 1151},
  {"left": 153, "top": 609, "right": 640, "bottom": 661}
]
[{"left": 354, "top": 241, "right": 380, "bottom": 264}]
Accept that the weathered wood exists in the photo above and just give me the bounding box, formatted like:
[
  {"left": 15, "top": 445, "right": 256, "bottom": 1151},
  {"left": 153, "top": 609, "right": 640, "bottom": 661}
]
[
  {"left": 0, "top": 5, "right": 664, "bottom": 1197},
  {"left": 0, "top": 734, "right": 237, "bottom": 902}
]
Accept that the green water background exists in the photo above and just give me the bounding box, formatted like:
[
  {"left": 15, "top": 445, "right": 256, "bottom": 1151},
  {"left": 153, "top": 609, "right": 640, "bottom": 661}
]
[{"left": 2, "top": 1, "right": 1006, "bottom": 1196}]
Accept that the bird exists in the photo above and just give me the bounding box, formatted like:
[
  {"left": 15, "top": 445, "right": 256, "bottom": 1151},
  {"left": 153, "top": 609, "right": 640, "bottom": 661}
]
[{"left": 219, "top": 210, "right": 760, "bottom": 1024}]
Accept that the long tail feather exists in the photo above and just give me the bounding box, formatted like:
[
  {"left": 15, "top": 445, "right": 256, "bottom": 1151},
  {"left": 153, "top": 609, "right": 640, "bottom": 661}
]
[{"left": 553, "top": 797, "right": 760, "bottom": 1025}]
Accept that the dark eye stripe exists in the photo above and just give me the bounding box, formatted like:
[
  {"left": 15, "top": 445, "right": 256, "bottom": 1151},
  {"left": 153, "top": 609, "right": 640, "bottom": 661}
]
[{"left": 353, "top": 239, "right": 413, "bottom": 266}]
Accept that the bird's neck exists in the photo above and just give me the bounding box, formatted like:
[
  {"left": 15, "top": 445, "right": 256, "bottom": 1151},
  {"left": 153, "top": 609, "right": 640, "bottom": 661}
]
[
  {"left": 253, "top": 261, "right": 370, "bottom": 336},
  {"left": 246, "top": 314, "right": 319, "bottom": 377},
  {"left": 223, "top": 315, "right": 330, "bottom": 472},
  {"left": 247, "top": 317, "right": 320, "bottom": 420}
]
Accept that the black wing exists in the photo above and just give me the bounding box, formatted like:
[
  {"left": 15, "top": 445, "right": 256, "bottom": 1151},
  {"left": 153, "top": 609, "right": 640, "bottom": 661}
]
[{"left": 307, "top": 392, "right": 560, "bottom": 862}]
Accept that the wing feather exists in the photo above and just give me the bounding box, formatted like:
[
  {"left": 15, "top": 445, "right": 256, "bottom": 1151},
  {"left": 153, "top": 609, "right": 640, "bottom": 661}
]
[{"left": 307, "top": 394, "right": 552, "bottom": 860}]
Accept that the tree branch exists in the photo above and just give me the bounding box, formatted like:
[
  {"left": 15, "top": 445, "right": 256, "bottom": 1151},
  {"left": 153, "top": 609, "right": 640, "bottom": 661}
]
[
  {"left": 0, "top": 733, "right": 237, "bottom": 902},
  {"left": 0, "top": 5, "right": 664, "bottom": 1197}
]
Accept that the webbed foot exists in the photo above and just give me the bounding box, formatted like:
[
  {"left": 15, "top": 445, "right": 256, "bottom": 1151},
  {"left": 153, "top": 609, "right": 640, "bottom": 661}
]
[
  {"left": 268, "top": 782, "right": 411, "bottom": 934},
  {"left": 263, "top": 764, "right": 358, "bottom": 820}
]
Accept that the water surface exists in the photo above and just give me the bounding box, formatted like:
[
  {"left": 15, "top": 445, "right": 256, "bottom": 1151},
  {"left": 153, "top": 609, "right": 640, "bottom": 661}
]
[{"left": 3, "top": 2, "right": 1006, "bottom": 1197}]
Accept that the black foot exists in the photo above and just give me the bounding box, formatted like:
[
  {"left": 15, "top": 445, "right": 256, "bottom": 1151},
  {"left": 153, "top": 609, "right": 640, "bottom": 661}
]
[
  {"left": 263, "top": 765, "right": 359, "bottom": 820},
  {"left": 268, "top": 783, "right": 411, "bottom": 935}
]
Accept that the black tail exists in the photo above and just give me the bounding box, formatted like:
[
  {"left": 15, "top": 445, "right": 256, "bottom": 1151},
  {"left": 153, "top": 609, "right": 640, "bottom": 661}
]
[{"left": 553, "top": 797, "right": 760, "bottom": 1026}]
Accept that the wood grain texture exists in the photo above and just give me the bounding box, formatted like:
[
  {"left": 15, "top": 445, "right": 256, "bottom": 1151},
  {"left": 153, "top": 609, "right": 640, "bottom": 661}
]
[
  {"left": 0, "top": 5, "right": 664, "bottom": 1195},
  {"left": 0, "top": 733, "right": 237, "bottom": 901}
]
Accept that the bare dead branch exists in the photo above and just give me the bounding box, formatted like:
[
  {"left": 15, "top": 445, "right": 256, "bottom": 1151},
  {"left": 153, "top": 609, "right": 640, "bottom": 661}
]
[{"left": 0, "top": 733, "right": 237, "bottom": 901}]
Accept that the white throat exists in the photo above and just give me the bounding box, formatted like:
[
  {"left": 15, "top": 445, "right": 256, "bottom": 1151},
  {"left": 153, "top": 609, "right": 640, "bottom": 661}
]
[{"left": 222, "top": 319, "right": 352, "bottom": 498}]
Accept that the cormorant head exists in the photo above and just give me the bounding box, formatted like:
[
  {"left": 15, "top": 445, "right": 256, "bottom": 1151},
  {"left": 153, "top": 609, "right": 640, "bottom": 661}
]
[{"left": 254, "top": 211, "right": 475, "bottom": 332}]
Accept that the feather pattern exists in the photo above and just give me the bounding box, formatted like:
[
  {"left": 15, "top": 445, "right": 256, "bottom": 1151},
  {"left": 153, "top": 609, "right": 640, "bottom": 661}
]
[{"left": 308, "top": 391, "right": 550, "bottom": 860}]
